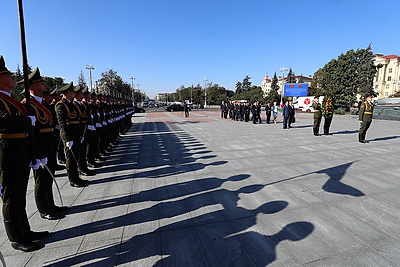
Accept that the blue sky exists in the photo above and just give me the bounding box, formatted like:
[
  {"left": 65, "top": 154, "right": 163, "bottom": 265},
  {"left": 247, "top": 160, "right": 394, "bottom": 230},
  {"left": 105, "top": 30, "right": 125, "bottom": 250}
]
[{"left": 1, "top": 0, "right": 399, "bottom": 98}]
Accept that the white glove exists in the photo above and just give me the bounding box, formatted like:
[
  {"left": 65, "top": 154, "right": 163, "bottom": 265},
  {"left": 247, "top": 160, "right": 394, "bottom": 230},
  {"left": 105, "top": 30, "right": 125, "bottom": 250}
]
[
  {"left": 90, "top": 114, "right": 94, "bottom": 119},
  {"left": 102, "top": 121, "right": 107, "bottom": 126},
  {"left": 0, "top": 184, "right": 3, "bottom": 197},
  {"left": 40, "top": 157, "right": 48, "bottom": 168},
  {"left": 29, "top": 159, "right": 41, "bottom": 170},
  {"left": 359, "top": 121, "right": 362, "bottom": 124},
  {"left": 28, "top": 116, "right": 36, "bottom": 126},
  {"left": 95, "top": 123, "right": 102, "bottom": 128},
  {"left": 66, "top": 141, "right": 73, "bottom": 149},
  {"left": 55, "top": 125, "right": 61, "bottom": 130},
  {"left": 88, "top": 125, "right": 96, "bottom": 131}
]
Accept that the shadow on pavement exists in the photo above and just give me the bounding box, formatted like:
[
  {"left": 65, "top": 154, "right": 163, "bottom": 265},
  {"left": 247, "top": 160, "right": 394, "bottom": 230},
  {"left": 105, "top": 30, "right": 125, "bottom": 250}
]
[{"left": 42, "top": 121, "right": 315, "bottom": 266}]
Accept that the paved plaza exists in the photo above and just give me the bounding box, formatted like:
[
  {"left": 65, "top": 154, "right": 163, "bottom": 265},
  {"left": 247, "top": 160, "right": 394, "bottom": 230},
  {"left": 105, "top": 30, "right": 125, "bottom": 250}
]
[{"left": 1, "top": 109, "right": 400, "bottom": 266}]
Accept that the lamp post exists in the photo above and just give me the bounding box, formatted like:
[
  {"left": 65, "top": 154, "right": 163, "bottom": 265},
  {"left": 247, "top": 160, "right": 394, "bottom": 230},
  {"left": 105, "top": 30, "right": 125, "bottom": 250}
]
[
  {"left": 85, "top": 65, "right": 95, "bottom": 92},
  {"left": 190, "top": 84, "right": 193, "bottom": 104},
  {"left": 279, "top": 67, "right": 288, "bottom": 105},
  {"left": 203, "top": 78, "right": 208, "bottom": 107},
  {"left": 129, "top": 76, "right": 135, "bottom": 105}
]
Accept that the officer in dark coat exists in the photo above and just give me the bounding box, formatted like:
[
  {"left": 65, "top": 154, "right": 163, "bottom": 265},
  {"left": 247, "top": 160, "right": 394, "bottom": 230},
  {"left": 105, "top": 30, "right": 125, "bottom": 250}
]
[
  {"left": 55, "top": 82, "right": 89, "bottom": 187},
  {"left": 21, "top": 68, "right": 67, "bottom": 220},
  {"left": 251, "top": 101, "right": 258, "bottom": 124},
  {"left": 0, "top": 56, "right": 49, "bottom": 252},
  {"left": 312, "top": 96, "right": 322, "bottom": 136},
  {"left": 282, "top": 101, "right": 291, "bottom": 129},
  {"left": 358, "top": 94, "right": 374, "bottom": 143},
  {"left": 265, "top": 102, "right": 271, "bottom": 124}
]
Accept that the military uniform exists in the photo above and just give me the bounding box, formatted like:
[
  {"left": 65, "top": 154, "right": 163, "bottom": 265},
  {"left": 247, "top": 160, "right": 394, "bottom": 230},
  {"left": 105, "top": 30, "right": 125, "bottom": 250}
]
[
  {"left": 358, "top": 98, "right": 374, "bottom": 143},
  {"left": 20, "top": 68, "right": 66, "bottom": 220},
  {"left": 55, "top": 83, "right": 88, "bottom": 187},
  {"left": 312, "top": 99, "right": 322, "bottom": 136},
  {"left": 0, "top": 56, "right": 48, "bottom": 252},
  {"left": 73, "top": 85, "right": 95, "bottom": 176}
]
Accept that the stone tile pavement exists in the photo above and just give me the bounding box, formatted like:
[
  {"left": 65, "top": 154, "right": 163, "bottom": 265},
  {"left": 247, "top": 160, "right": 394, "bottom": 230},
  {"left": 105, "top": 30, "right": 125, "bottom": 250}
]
[{"left": 1, "top": 109, "right": 400, "bottom": 266}]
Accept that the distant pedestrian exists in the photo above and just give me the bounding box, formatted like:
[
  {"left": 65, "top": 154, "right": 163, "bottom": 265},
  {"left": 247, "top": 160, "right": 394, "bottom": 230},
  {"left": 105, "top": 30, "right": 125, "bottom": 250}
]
[
  {"left": 265, "top": 102, "right": 271, "bottom": 124},
  {"left": 256, "top": 101, "right": 262, "bottom": 123},
  {"left": 184, "top": 103, "right": 190, "bottom": 117},
  {"left": 220, "top": 101, "right": 227, "bottom": 119},
  {"left": 272, "top": 101, "right": 279, "bottom": 124},
  {"left": 322, "top": 97, "right": 334, "bottom": 135},
  {"left": 282, "top": 101, "right": 291, "bottom": 129},
  {"left": 312, "top": 96, "right": 322, "bottom": 136},
  {"left": 358, "top": 94, "right": 374, "bottom": 143},
  {"left": 288, "top": 100, "right": 295, "bottom": 127},
  {"left": 251, "top": 101, "right": 258, "bottom": 124}
]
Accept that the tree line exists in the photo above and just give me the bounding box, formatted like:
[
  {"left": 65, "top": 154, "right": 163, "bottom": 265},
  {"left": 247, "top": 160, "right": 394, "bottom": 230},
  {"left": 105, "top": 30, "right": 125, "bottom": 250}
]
[
  {"left": 11, "top": 66, "right": 146, "bottom": 102},
  {"left": 168, "top": 45, "right": 379, "bottom": 107}
]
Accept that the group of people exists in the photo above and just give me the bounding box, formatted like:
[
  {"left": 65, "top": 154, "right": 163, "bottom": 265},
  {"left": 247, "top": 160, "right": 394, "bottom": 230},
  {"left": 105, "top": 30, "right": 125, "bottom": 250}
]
[
  {"left": 220, "top": 100, "right": 295, "bottom": 126},
  {"left": 221, "top": 95, "right": 374, "bottom": 141},
  {"left": 0, "top": 55, "right": 134, "bottom": 252}
]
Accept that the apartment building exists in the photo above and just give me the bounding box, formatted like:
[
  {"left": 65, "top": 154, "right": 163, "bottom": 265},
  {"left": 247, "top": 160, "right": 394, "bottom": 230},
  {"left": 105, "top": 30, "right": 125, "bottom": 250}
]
[{"left": 374, "top": 54, "right": 400, "bottom": 98}]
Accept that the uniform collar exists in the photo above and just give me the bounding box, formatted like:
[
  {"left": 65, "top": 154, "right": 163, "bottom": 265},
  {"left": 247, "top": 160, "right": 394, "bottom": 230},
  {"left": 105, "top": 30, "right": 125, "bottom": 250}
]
[
  {"left": 0, "top": 90, "right": 11, "bottom": 97},
  {"left": 31, "top": 94, "right": 42, "bottom": 103}
]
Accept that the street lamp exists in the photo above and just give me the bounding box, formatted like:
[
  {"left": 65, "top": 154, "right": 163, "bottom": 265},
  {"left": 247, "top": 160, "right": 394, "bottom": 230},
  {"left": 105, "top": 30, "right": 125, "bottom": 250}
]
[
  {"left": 129, "top": 76, "right": 135, "bottom": 104},
  {"left": 190, "top": 84, "right": 193, "bottom": 104},
  {"left": 279, "top": 67, "right": 288, "bottom": 105},
  {"left": 85, "top": 65, "right": 95, "bottom": 92},
  {"left": 203, "top": 78, "right": 208, "bottom": 107}
]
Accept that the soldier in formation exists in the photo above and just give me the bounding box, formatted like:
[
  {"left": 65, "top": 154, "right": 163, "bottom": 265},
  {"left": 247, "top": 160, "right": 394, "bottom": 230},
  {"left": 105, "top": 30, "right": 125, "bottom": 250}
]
[{"left": 0, "top": 55, "right": 134, "bottom": 251}]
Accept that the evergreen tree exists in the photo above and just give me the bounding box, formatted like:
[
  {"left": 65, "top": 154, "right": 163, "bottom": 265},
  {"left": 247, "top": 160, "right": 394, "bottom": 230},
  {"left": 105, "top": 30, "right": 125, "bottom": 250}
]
[
  {"left": 286, "top": 68, "right": 296, "bottom": 83},
  {"left": 242, "top": 75, "right": 252, "bottom": 91},
  {"left": 77, "top": 70, "right": 87, "bottom": 88},
  {"left": 235, "top": 81, "right": 243, "bottom": 94}
]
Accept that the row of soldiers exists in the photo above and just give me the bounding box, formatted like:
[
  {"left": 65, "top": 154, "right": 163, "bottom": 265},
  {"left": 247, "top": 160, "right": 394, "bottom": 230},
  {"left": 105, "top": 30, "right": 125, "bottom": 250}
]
[
  {"left": 0, "top": 55, "right": 134, "bottom": 252},
  {"left": 220, "top": 100, "right": 263, "bottom": 124}
]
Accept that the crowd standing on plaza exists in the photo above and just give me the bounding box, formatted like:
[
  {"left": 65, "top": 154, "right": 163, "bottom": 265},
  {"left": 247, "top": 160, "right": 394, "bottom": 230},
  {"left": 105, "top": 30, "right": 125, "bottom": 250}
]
[
  {"left": 220, "top": 94, "right": 375, "bottom": 141},
  {"left": 0, "top": 55, "right": 134, "bottom": 252}
]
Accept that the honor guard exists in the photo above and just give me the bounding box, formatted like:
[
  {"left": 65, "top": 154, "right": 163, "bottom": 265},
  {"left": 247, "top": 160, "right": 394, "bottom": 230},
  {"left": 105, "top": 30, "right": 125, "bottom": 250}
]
[
  {"left": 312, "top": 96, "right": 322, "bottom": 136},
  {"left": 82, "top": 88, "right": 102, "bottom": 168},
  {"left": 55, "top": 82, "right": 89, "bottom": 187},
  {"left": 358, "top": 94, "right": 374, "bottom": 143},
  {"left": 0, "top": 56, "right": 49, "bottom": 252},
  {"left": 73, "top": 85, "right": 95, "bottom": 176},
  {"left": 21, "top": 68, "right": 67, "bottom": 220}
]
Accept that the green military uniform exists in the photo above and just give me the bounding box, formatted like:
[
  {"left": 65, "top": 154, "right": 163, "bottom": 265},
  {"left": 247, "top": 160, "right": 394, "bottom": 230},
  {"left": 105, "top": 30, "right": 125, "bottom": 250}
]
[
  {"left": 312, "top": 98, "right": 322, "bottom": 136},
  {"left": 55, "top": 83, "right": 88, "bottom": 187},
  {"left": 73, "top": 85, "right": 95, "bottom": 176},
  {"left": 358, "top": 99, "right": 374, "bottom": 143},
  {"left": 21, "top": 68, "right": 66, "bottom": 220},
  {"left": 0, "top": 56, "right": 48, "bottom": 252}
]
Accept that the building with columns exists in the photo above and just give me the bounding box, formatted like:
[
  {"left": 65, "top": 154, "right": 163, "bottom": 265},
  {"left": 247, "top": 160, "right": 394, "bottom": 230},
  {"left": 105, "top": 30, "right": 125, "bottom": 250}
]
[{"left": 373, "top": 54, "right": 400, "bottom": 98}]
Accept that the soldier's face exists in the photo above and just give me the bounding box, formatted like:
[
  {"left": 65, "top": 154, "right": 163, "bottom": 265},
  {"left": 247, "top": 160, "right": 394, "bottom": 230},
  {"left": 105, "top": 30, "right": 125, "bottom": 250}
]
[
  {"left": 366, "top": 96, "right": 372, "bottom": 102},
  {"left": 0, "top": 73, "right": 16, "bottom": 91}
]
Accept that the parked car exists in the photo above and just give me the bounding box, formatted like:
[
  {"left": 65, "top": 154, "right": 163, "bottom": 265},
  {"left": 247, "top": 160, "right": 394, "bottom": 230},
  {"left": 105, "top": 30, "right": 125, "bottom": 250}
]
[
  {"left": 133, "top": 106, "right": 146, "bottom": 113},
  {"left": 193, "top": 103, "right": 204, "bottom": 109},
  {"left": 165, "top": 104, "right": 184, "bottom": 112}
]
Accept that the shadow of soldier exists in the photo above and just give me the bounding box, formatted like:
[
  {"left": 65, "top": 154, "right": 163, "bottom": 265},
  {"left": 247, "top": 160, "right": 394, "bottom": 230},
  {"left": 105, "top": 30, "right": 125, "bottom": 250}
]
[
  {"left": 43, "top": 200, "right": 294, "bottom": 267},
  {"left": 318, "top": 162, "right": 364, "bottom": 197},
  {"left": 222, "top": 222, "right": 314, "bottom": 266},
  {"left": 65, "top": 174, "right": 250, "bottom": 216}
]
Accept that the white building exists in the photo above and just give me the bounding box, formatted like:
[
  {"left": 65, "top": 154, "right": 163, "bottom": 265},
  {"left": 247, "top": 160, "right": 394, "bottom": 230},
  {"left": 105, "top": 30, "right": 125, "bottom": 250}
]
[
  {"left": 373, "top": 54, "right": 400, "bottom": 98},
  {"left": 261, "top": 75, "right": 313, "bottom": 96}
]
